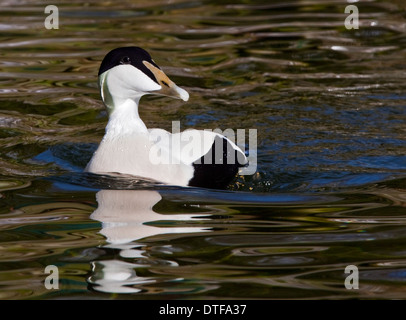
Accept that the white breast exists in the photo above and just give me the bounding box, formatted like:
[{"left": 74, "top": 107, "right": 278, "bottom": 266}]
[{"left": 85, "top": 132, "right": 195, "bottom": 186}]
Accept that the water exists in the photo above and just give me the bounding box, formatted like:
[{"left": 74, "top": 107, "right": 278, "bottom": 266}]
[{"left": 0, "top": 0, "right": 405, "bottom": 299}]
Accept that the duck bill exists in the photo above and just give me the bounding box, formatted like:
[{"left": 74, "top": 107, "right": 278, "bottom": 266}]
[{"left": 143, "top": 61, "right": 189, "bottom": 101}]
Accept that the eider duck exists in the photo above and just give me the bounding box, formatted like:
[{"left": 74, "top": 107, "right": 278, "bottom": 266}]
[{"left": 85, "top": 47, "right": 247, "bottom": 189}]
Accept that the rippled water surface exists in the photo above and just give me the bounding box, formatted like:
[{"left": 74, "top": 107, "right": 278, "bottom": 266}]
[{"left": 0, "top": 0, "right": 406, "bottom": 299}]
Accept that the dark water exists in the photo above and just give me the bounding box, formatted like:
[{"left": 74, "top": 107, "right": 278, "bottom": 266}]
[{"left": 0, "top": 0, "right": 405, "bottom": 299}]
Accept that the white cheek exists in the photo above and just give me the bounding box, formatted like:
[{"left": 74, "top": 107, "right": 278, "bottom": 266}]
[{"left": 106, "top": 65, "right": 161, "bottom": 98}]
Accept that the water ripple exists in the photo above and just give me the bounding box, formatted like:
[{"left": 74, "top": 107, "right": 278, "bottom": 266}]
[{"left": 0, "top": 0, "right": 405, "bottom": 299}]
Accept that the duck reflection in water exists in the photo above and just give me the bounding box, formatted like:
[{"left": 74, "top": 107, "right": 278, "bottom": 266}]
[{"left": 87, "top": 189, "right": 210, "bottom": 294}]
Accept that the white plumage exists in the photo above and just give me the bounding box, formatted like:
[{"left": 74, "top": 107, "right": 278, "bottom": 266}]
[{"left": 85, "top": 47, "right": 247, "bottom": 189}]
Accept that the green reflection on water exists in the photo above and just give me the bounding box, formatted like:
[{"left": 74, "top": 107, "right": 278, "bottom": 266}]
[{"left": 0, "top": 0, "right": 405, "bottom": 299}]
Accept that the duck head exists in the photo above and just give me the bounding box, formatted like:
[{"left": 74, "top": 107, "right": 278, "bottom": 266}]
[{"left": 98, "top": 46, "right": 189, "bottom": 111}]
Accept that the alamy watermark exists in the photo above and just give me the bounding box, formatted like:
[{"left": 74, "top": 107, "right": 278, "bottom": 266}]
[
  {"left": 44, "top": 5, "right": 59, "bottom": 29},
  {"left": 44, "top": 4, "right": 360, "bottom": 31},
  {"left": 44, "top": 265, "right": 59, "bottom": 289},
  {"left": 148, "top": 121, "right": 257, "bottom": 175},
  {"left": 344, "top": 265, "right": 359, "bottom": 289},
  {"left": 344, "top": 4, "right": 359, "bottom": 30}
]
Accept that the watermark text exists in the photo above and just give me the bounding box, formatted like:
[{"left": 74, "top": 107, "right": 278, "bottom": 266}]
[{"left": 44, "top": 5, "right": 59, "bottom": 30}]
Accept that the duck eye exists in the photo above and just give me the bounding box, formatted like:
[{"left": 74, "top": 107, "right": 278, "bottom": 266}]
[{"left": 120, "top": 56, "right": 131, "bottom": 64}]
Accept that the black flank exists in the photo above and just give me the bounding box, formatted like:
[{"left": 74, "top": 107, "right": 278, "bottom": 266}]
[{"left": 188, "top": 136, "right": 246, "bottom": 189}]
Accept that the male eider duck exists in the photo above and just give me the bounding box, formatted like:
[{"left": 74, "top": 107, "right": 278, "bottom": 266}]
[{"left": 85, "top": 47, "right": 247, "bottom": 189}]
